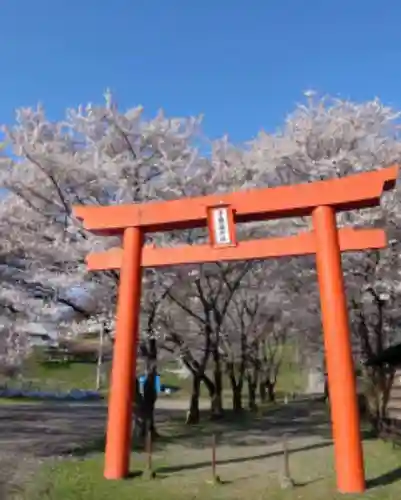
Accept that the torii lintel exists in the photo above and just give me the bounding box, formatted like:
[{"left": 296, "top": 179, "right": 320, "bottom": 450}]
[
  {"left": 86, "top": 228, "right": 386, "bottom": 270},
  {"left": 72, "top": 165, "right": 398, "bottom": 235}
]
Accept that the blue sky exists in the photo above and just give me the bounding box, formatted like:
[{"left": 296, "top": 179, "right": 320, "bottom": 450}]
[{"left": 1, "top": 0, "right": 401, "bottom": 143}]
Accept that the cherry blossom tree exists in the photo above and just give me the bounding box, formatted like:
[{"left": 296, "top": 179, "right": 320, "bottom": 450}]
[
  {"left": 0, "top": 91, "right": 201, "bottom": 345},
  {"left": 241, "top": 92, "right": 401, "bottom": 427},
  {"left": 2, "top": 90, "right": 401, "bottom": 433},
  {"left": 0, "top": 93, "right": 262, "bottom": 427}
]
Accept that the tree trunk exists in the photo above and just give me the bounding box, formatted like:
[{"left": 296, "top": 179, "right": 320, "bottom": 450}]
[
  {"left": 140, "top": 338, "right": 158, "bottom": 439},
  {"left": 186, "top": 374, "right": 201, "bottom": 424},
  {"left": 266, "top": 380, "right": 276, "bottom": 402},
  {"left": 362, "top": 365, "right": 395, "bottom": 435},
  {"left": 323, "top": 375, "right": 329, "bottom": 403},
  {"left": 133, "top": 377, "right": 145, "bottom": 440},
  {"left": 232, "top": 384, "right": 243, "bottom": 412},
  {"left": 211, "top": 364, "right": 224, "bottom": 419},
  {"left": 247, "top": 376, "right": 257, "bottom": 412},
  {"left": 202, "top": 372, "right": 218, "bottom": 418},
  {"left": 141, "top": 372, "right": 157, "bottom": 439},
  {"left": 181, "top": 357, "right": 216, "bottom": 424},
  {"left": 210, "top": 346, "right": 224, "bottom": 419},
  {"left": 227, "top": 363, "right": 243, "bottom": 412},
  {"left": 259, "top": 381, "right": 267, "bottom": 404},
  {"left": 201, "top": 372, "right": 216, "bottom": 396}
]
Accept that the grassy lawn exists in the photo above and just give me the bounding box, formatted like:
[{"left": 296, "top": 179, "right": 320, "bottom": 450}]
[
  {"left": 2, "top": 342, "right": 306, "bottom": 404},
  {"left": 21, "top": 438, "right": 401, "bottom": 500},
  {"left": 0, "top": 398, "right": 40, "bottom": 406},
  {"left": 1, "top": 352, "right": 109, "bottom": 394},
  {"left": 20, "top": 357, "right": 105, "bottom": 392},
  {"left": 1, "top": 393, "right": 398, "bottom": 499},
  {"left": 160, "top": 343, "right": 307, "bottom": 402},
  {"left": 274, "top": 344, "right": 307, "bottom": 395}
]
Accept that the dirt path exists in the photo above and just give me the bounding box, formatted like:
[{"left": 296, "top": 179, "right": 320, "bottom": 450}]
[
  {"left": 156, "top": 396, "right": 210, "bottom": 410},
  {"left": 0, "top": 397, "right": 329, "bottom": 455},
  {"left": 0, "top": 398, "right": 204, "bottom": 455}
]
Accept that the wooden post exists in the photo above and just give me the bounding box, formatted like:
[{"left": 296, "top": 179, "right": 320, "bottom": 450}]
[
  {"left": 141, "top": 426, "right": 156, "bottom": 479},
  {"left": 212, "top": 433, "right": 217, "bottom": 481},
  {"left": 209, "top": 433, "right": 221, "bottom": 484},
  {"left": 146, "top": 427, "right": 153, "bottom": 472},
  {"left": 313, "top": 206, "right": 365, "bottom": 493},
  {"left": 280, "top": 434, "right": 294, "bottom": 489},
  {"left": 104, "top": 226, "right": 143, "bottom": 479}
]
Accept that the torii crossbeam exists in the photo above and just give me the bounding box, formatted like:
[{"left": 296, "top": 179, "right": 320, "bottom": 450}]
[{"left": 74, "top": 165, "right": 398, "bottom": 494}]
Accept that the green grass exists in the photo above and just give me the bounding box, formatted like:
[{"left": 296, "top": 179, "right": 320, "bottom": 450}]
[
  {"left": 160, "top": 343, "right": 306, "bottom": 401},
  {"left": 21, "top": 439, "right": 401, "bottom": 500},
  {"left": 1, "top": 351, "right": 111, "bottom": 393},
  {"left": 1, "top": 342, "right": 305, "bottom": 404},
  {"left": 0, "top": 398, "right": 40, "bottom": 405}
]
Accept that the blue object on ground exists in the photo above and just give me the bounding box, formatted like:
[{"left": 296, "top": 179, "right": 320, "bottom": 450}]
[{"left": 159, "top": 384, "right": 179, "bottom": 394}]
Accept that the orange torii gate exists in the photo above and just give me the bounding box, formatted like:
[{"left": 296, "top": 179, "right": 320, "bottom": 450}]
[{"left": 73, "top": 165, "right": 398, "bottom": 494}]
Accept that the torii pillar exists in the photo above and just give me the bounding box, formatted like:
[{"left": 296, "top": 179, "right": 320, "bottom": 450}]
[{"left": 73, "top": 165, "right": 398, "bottom": 494}]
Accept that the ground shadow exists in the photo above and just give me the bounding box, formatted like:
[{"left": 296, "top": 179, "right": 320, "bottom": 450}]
[
  {"left": 367, "top": 466, "right": 401, "bottom": 489},
  {"left": 156, "top": 440, "right": 332, "bottom": 474},
  {"left": 293, "top": 476, "right": 326, "bottom": 488},
  {"left": 127, "top": 470, "right": 145, "bottom": 479},
  {"left": 64, "top": 401, "right": 333, "bottom": 457},
  {"left": 0, "top": 398, "right": 377, "bottom": 460}
]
